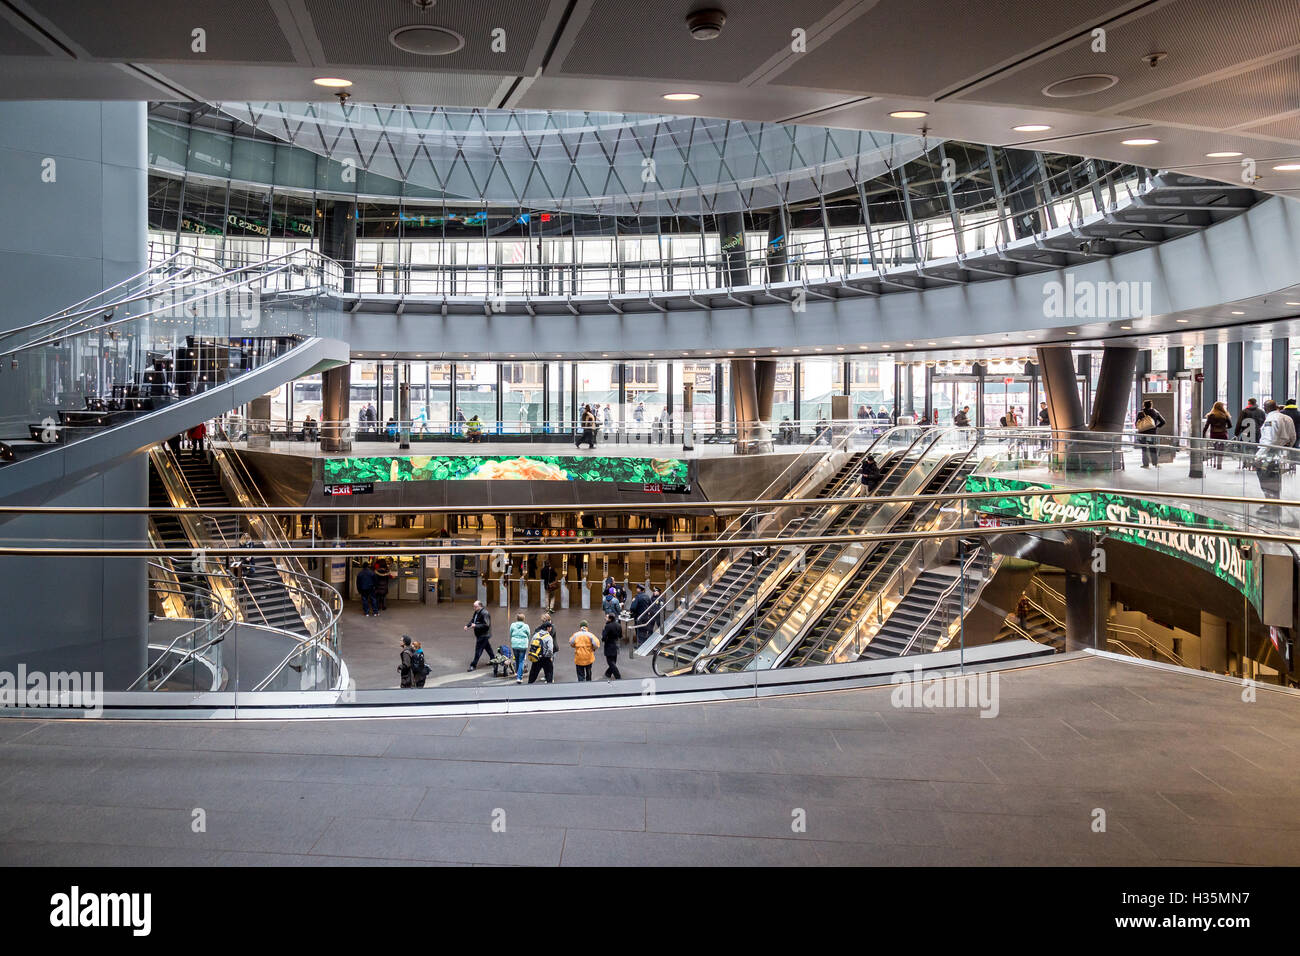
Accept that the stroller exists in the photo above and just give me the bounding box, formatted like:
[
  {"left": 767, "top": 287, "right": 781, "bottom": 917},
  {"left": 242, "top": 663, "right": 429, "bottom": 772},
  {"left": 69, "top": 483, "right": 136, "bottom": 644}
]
[{"left": 489, "top": 645, "right": 515, "bottom": 678}]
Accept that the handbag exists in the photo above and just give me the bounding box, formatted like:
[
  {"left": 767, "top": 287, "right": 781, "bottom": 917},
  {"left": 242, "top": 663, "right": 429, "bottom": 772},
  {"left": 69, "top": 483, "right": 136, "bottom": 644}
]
[{"left": 1135, "top": 413, "right": 1156, "bottom": 433}]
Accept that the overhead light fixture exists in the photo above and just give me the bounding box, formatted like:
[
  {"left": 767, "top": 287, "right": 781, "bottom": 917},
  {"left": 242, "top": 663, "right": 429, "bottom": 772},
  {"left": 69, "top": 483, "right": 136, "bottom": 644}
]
[
  {"left": 1176, "top": 318, "right": 1188, "bottom": 323},
  {"left": 1273, "top": 163, "right": 1300, "bottom": 171},
  {"left": 1206, "top": 151, "right": 1242, "bottom": 158},
  {"left": 1042, "top": 74, "right": 1118, "bottom": 98},
  {"left": 889, "top": 110, "right": 928, "bottom": 119},
  {"left": 1286, "top": 301, "right": 1300, "bottom": 306},
  {"left": 1122, "top": 138, "right": 1159, "bottom": 146},
  {"left": 1120, "top": 325, "right": 1131, "bottom": 330},
  {"left": 1066, "top": 331, "right": 1077, "bottom": 335},
  {"left": 313, "top": 77, "right": 352, "bottom": 88},
  {"left": 389, "top": 25, "right": 466, "bottom": 55},
  {"left": 1012, "top": 124, "right": 1052, "bottom": 132},
  {"left": 663, "top": 92, "right": 701, "bottom": 102},
  {"left": 1231, "top": 310, "right": 1245, "bottom": 315}
]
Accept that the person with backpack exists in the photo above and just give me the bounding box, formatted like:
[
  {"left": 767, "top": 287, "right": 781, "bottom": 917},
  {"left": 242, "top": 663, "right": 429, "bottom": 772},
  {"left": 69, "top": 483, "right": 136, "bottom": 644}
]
[
  {"left": 465, "top": 600, "right": 493, "bottom": 670},
  {"left": 568, "top": 620, "right": 601, "bottom": 682},
  {"left": 411, "top": 640, "right": 430, "bottom": 688},
  {"left": 1135, "top": 400, "right": 1166, "bottom": 468},
  {"left": 526, "top": 624, "right": 555, "bottom": 684},
  {"left": 1235, "top": 398, "right": 1266, "bottom": 443},
  {"left": 859, "top": 453, "right": 882, "bottom": 491},
  {"left": 601, "top": 612, "right": 623, "bottom": 680},
  {"left": 602, "top": 586, "right": 621, "bottom": 618},
  {"left": 398, "top": 635, "right": 415, "bottom": 689},
  {"left": 509, "top": 612, "right": 532, "bottom": 683}
]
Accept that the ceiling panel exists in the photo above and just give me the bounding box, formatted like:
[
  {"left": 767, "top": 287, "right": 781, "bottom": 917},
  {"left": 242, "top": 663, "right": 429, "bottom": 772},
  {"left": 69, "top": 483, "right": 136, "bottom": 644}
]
[
  {"left": 1140, "top": 52, "right": 1300, "bottom": 129},
  {"left": 768, "top": 0, "right": 1125, "bottom": 97},
  {"left": 304, "top": 0, "right": 553, "bottom": 73},
  {"left": 556, "top": 0, "right": 846, "bottom": 83},
  {"left": 23, "top": 0, "right": 294, "bottom": 61},
  {"left": 952, "top": 0, "right": 1300, "bottom": 112},
  {"left": 1238, "top": 113, "right": 1300, "bottom": 143},
  {"left": 0, "top": 15, "right": 51, "bottom": 56},
  {"left": 0, "top": 58, "right": 171, "bottom": 98}
]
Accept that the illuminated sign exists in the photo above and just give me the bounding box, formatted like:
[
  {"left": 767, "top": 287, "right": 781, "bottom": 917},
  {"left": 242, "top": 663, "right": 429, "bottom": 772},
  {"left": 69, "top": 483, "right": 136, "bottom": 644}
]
[
  {"left": 965, "top": 474, "right": 1261, "bottom": 611},
  {"left": 322, "top": 454, "right": 688, "bottom": 485},
  {"left": 324, "top": 482, "right": 373, "bottom": 496},
  {"left": 520, "top": 528, "right": 594, "bottom": 539}
]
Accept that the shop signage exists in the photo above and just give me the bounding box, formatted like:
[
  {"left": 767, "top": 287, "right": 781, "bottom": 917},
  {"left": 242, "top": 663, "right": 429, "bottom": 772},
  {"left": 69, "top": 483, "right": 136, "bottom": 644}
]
[{"left": 520, "top": 528, "right": 594, "bottom": 539}]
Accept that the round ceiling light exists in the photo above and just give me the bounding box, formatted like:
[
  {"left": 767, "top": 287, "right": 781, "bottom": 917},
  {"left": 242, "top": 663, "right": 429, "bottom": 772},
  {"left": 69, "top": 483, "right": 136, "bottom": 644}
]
[
  {"left": 389, "top": 25, "right": 466, "bottom": 55},
  {"left": 1042, "top": 74, "right": 1118, "bottom": 98},
  {"left": 663, "top": 92, "right": 701, "bottom": 101},
  {"left": 889, "top": 110, "right": 929, "bottom": 119},
  {"left": 1206, "top": 151, "right": 1242, "bottom": 158},
  {"left": 1012, "top": 124, "right": 1052, "bottom": 132},
  {"left": 1122, "top": 138, "right": 1160, "bottom": 146},
  {"left": 1273, "top": 163, "right": 1300, "bottom": 171},
  {"left": 312, "top": 77, "right": 352, "bottom": 88}
]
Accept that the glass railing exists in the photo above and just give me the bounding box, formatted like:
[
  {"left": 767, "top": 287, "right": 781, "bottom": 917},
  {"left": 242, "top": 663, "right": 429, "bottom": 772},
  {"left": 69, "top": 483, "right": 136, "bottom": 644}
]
[{"left": 0, "top": 248, "right": 345, "bottom": 458}]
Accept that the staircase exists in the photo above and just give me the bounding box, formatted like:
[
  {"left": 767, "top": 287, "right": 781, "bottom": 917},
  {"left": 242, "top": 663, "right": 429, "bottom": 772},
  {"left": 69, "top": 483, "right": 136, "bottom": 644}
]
[
  {"left": 860, "top": 565, "right": 975, "bottom": 660},
  {"left": 996, "top": 601, "right": 1065, "bottom": 650}
]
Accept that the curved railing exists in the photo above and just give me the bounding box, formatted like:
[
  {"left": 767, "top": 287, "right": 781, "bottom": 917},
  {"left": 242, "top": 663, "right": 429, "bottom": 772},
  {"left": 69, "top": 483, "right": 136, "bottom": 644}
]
[{"left": 133, "top": 559, "right": 235, "bottom": 691}]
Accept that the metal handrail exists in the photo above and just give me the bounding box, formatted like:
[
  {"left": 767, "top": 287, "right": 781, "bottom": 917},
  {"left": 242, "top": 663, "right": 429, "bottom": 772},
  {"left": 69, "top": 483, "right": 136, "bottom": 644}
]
[
  {"left": 657, "top": 426, "right": 945, "bottom": 673},
  {"left": 130, "top": 560, "right": 235, "bottom": 690},
  {"left": 898, "top": 547, "right": 986, "bottom": 657}
]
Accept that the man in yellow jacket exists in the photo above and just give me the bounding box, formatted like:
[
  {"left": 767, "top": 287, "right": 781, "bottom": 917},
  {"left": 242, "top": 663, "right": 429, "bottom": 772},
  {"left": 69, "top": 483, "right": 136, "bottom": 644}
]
[{"left": 568, "top": 620, "right": 601, "bottom": 682}]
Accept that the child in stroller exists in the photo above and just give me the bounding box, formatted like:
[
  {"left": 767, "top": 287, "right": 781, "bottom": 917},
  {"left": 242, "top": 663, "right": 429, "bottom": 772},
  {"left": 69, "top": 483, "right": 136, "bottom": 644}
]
[{"left": 489, "top": 645, "right": 515, "bottom": 677}]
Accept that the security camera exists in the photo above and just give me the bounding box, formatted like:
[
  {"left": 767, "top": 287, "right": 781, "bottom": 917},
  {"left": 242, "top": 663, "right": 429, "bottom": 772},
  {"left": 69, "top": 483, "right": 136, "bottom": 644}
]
[{"left": 686, "top": 8, "right": 727, "bottom": 40}]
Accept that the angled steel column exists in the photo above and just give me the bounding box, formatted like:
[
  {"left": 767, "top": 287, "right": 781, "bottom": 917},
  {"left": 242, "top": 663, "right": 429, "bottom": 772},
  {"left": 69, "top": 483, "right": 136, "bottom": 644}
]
[
  {"left": 765, "top": 208, "right": 787, "bottom": 283},
  {"left": 718, "top": 210, "right": 747, "bottom": 287},
  {"left": 754, "top": 359, "right": 776, "bottom": 422},
  {"left": 1037, "top": 345, "right": 1087, "bottom": 470},
  {"left": 321, "top": 362, "right": 352, "bottom": 453},
  {"left": 1088, "top": 346, "right": 1138, "bottom": 471}
]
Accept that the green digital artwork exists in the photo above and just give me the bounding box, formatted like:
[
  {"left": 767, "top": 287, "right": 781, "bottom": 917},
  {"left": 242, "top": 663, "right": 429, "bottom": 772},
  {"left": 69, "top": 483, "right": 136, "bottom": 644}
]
[
  {"left": 322, "top": 454, "right": 688, "bottom": 484},
  {"left": 965, "top": 474, "right": 1261, "bottom": 611}
]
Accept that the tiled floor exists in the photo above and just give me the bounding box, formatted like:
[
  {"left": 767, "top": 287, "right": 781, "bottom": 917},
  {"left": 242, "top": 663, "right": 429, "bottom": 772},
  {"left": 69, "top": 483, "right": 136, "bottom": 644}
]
[{"left": 1, "top": 655, "right": 1297, "bottom": 866}]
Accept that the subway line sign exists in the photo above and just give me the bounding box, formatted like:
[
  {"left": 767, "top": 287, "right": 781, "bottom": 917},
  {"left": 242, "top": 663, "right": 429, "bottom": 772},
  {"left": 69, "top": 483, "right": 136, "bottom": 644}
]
[{"left": 964, "top": 474, "right": 1261, "bottom": 612}]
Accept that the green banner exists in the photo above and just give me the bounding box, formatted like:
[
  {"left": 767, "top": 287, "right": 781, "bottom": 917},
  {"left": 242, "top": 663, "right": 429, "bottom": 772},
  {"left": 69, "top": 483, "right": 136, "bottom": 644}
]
[
  {"left": 965, "top": 474, "right": 1261, "bottom": 611},
  {"left": 323, "top": 454, "right": 688, "bottom": 484}
]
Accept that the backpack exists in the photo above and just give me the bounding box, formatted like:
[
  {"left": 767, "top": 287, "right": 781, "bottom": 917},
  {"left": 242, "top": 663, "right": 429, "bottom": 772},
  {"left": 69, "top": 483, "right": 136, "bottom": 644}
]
[
  {"left": 528, "top": 632, "right": 553, "bottom": 662},
  {"left": 412, "top": 650, "right": 430, "bottom": 678}
]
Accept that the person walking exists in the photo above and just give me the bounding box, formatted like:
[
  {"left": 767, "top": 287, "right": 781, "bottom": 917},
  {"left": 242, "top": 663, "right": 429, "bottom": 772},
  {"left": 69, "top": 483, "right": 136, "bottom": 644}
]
[
  {"left": 1037, "top": 402, "right": 1050, "bottom": 427},
  {"left": 411, "top": 640, "right": 429, "bottom": 688},
  {"left": 568, "top": 620, "right": 600, "bottom": 682},
  {"left": 602, "top": 586, "right": 622, "bottom": 619},
  {"left": 953, "top": 406, "right": 970, "bottom": 428},
  {"left": 373, "top": 559, "right": 394, "bottom": 611},
  {"left": 1283, "top": 398, "right": 1300, "bottom": 439},
  {"left": 633, "top": 401, "right": 646, "bottom": 440},
  {"left": 650, "top": 586, "right": 665, "bottom": 635},
  {"left": 577, "top": 404, "right": 597, "bottom": 449},
  {"left": 602, "top": 404, "right": 613, "bottom": 440},
  {"left": 1235, "top": 398, "right": 1265, "bottom": 443},
  {"left": 629, "top": 583, "right": 653, "bottom": 645},
  {"left": 356, "top": 562, "right": 378, "bottom": 617},
  {"left": 188, "top": 421, "right": 207, "bottom": 459},
  {"left": 601, "top": 612, "right": 623, "bottom": 680},
  {"left": 1135, "top": 400, "right": 1166, "bottom": 468},
  {"left": 1202, "top": 401, "right": 1233, "bottom": 469},
  {"left": 465, "top": 600, "right": 493, "bottom": 670},
  {"left": 526, "top": 623, "right": 555, "bottom": 684},
  {"left": 540, "top": 560, "right": 558, "bottom": 611},
  {"left": 1256, "top": 399, "right": 1296, "bottom": 516},
  {"left": 398, "top": 635, "right": 415, "bottom": 689},
  {"left": 509, "top": 612, "right": 532, "bottom": 684}
]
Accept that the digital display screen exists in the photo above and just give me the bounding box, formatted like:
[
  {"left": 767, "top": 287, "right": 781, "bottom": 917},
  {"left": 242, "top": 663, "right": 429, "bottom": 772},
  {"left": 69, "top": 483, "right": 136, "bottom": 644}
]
[{"left": 322, "top": 455, "right": 688, "bottom": 484}]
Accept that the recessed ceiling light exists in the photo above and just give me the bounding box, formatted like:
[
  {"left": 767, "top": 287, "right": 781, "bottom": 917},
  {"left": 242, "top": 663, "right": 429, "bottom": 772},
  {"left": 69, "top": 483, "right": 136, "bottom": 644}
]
[
  {"left": 1286, "top": 301, "right": 1300, "bottom": 306},
  {"left": 389, "top": 25, "right": 466, "bottom": 56},
  {"left": 1120, "top": 325, "right": 1131, "bottom": 330},
  {"left": 889, "top": 110, "right": 928, "bottom": 119},
  {"left": 927, "top": 341, "right": 937, "bottom": 345},
  {"left": 1042, "top": 74, "right": 1118, "bottom": 98},
  {"left": 1206, "top": 151, "right": 1242, "bottom": 158},
  {"left": 1231, "top": 311, "right": 1245, "bottom": 315},
  {"left": 1012, "top": 124, "right": 1052, "bottom": 132},
  {"left": 1176, "top": 318, "right": 1188, "bottom": 323},
  {"left": 647, "top": 352, "right": 654, "bottom": 356},
  {"left": 1066, "top": 331, "right": 1077, "bottom": 335},
  {"left": 313, "top": 77, "right": 352, "bottom": 88},
  {"left": 1273, "top": 163, "right": 1300, "bottom": 171},
  {"left": 905, "top": 343, "right": 914, "bottom": 347},
  {"left": 1122, "top": 138, "right": 1159, "bottom": 146},
  {"left": 663, "top": 92, "right": 701, "bottom": 102},
  {"left": 835, "top": 346, "right": 844, "bottom": 350}
]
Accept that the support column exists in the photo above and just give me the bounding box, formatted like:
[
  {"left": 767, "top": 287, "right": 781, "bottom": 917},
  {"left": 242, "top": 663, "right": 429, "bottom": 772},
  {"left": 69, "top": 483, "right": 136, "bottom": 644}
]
[
  {"left": 1226, "top": 342, "right": 1243, "bottom": 414},
  {"left": 1273, "top": 337, "right": 1289, "bottom": 402},
  {"left": 1037, "top": 346, "right": 1087, "bottom": 467},
  {"left": 754, "top": 358, "right": 776, "bottom": 421},
  {"left": 318, "top": 200, "right": 357, "bottom": 293},
  {"left": 765, "top": 209, "right": 787, "bottom": 283},
  {"left": 321, "top": 363, "right": 352, "bottom": 453},
  {"left": 398, "top": 362, "right": 411, "bottom": 450},
  {"left": 247, "top": 395, "right": 272, "bottom": 449},
  {"left": 1087, "top": 346, "right": 1138, "bottom": 471},
  {"left": 718, "top": 211, "right": 747, "bottom": 287},
  {"left": 1063, "top": 571, "right": 1095, "bottom": 652},
  {"left": 730, "top": 358, "right": 771, "bottom": 453}
]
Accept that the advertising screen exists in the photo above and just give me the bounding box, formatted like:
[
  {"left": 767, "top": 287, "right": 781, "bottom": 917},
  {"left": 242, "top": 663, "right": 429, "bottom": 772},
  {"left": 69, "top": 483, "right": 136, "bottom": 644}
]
[{"left": 323, "top": 454, "right": 688, "bottom": 484}]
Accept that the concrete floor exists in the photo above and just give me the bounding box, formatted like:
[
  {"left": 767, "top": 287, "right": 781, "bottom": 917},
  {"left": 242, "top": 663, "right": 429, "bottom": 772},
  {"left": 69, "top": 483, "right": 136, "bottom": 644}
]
[
  {"left": 1, "top": 655, "right": 1297, "bottom": 866},
  {"left": 338, "top": 597, "right": 658, "bottom": 689}
]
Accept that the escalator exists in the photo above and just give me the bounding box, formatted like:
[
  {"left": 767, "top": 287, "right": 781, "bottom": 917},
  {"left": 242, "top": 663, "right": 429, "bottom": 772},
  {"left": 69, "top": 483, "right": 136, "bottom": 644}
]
[
  {"left": 781, "top": 457, "right": 973, "bottom": 667},
  {"left": 659, "top": 429, "right": 949, "bottom": 674},
  {"left": 651, "top": 438, "right": 902, "bottom": 673}
]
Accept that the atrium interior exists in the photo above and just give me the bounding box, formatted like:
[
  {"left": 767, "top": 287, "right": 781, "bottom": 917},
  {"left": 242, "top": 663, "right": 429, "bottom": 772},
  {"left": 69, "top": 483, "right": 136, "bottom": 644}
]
[{"left": 0, "top": 0, "right": 1298, "bottom": 881}]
